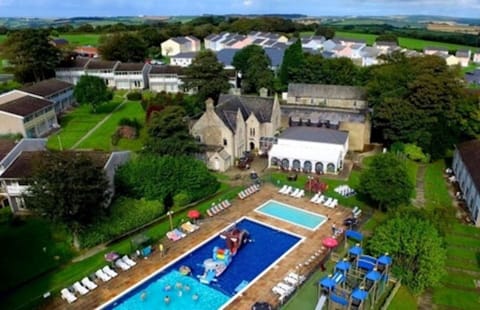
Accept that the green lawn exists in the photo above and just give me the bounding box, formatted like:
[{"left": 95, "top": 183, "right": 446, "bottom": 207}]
[
  {"left": 441, "top": 271, "right": 477, "bottom": 289},
  {"left": 0, "top": 184, "right": 241, "bottom": 310},
  {"left": 76, "top": 100, "right": 145, "bottom": 151},
  {"left": 0, "top": 34, "right": 5, "bottom": 44},
  {"left": 432, "top": 287, "right": 480, "bottom": 309},
  {"left": 0, "top": 216, "right": 75, "bottom": 293},
  {"left": 55, "top": 33, "right": 101, "bottom": 47},
  {"left": 424, "top": 160, "right": 452, "bottom": 210},
  {"left": 388, "top": 286, "right": 417, "bottom": 310},
  {"left": 47, "top": 99, "right": 123, "bottom": 150}
]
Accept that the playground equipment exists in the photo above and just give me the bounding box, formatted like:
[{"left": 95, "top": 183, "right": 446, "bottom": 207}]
[{"left": 316, "top": 231, "right": 392, "bottom": 310}]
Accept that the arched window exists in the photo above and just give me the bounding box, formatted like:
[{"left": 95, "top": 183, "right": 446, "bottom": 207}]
[
  {"left": 271, "top": 157, "right": 279, "bottom": 166},
  {"left": 223, "top": 138, "right": 228, "bottom": 146},
  {"left": 292, "top": 159, "right": 301, "bottom": 171},
  {"left": 315, "top": 162, "right": 324, "bottom": 174},
  {"left": 281, "top": 158, "right": 290, "bottom": 169},
  {"left": 327, "top": 163, "right": 335, "bottom": 173},
  {"left": 303, "top": 161, "right": 312, "bottom": 173}
]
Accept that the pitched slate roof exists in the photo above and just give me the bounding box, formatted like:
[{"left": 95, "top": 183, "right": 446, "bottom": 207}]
[
  {"left": 172, "top": 51, "right": 198, "bottom": 58},
  {"left": 335, "top": 37, "right": 366, "bottom": 44},
  {"left": 288, "top": 83, "right": 366, "bottom": 100},
  {"left": 216, "top": 49, "right": 237, "bottom": 67},
  {"left": 375, "top": 41, "right": 398, "bottom": 47},
  {"left": 424, "top": 46, "right": 449, "bottom": 52},
  {"left": 215, "top": 94, "right": 276, "bottom": 132},
  {"left": 456, "top": 50, "right": 470, "bottom": 58},
  {"left": 0, "top": 150, "right": 111, "bottom": 179},
  {"left": 264, "top": 47, "right": 285, "bottom": 67},
  {"left": 465, "top": 69, "right": 480, "bottom": 84},
  {"left": 0, "top": 93, "right": 54, "bottom": 117},
  {"left": 170, "top": 37, "right": 190, "bottom": 44},
  {"left": 205, "top": 34, "right": 218, "bottom": 41},
  {"left": 149, "top": 65, "right": 185, "bottom": 75},
  {"left": 0, "top": 139, "right": 17, "bottom": 160},
  {"left": 115, "top": 62, "right": 146, "bottom": 72},
  {"left": 457, "top": 139, "right": 480, "bottom": 193},
  {"left": 21, "top": 79, "right": 73, "bottom": 97},
  {"left": 57, "top": 57, "right": 91, "bottom": 70},
  {"left": 85, "top": 60, "right": 119, "bottom": 70},
  {"left": 279, "top": 126, "right": 348, "bottom": 145}
]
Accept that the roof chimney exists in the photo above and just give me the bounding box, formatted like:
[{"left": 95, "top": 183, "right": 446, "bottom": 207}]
[
  {"left": 205, "top": 98, "right": 214, "bottom": 112},
  {"left": 259, "top": 87, "right": 268, "bottom": 98}
]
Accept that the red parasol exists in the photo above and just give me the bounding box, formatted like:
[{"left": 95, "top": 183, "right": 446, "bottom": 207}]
[
  {"left": 187, "top": 210, "right": 200, "bottom": 219},
  {"left": 322, "top": 237, "right": 339, "bottom": 249}
]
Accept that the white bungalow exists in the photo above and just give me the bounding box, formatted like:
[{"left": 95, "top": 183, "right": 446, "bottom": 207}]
[{"left": 268, "top": 127, "right": 349, "bottom": 174}]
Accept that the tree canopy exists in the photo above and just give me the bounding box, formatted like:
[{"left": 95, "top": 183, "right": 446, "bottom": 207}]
[
  {"left": 116, "top": 155, "right": 219, "bottom": 208},
  {"left": 98, "top": 32, "right": 147, "bottom": 62},
  {"left": 375, "top": 34, "right": 399, "bottom": 44},
  {"left": 315, "top": 26, "right": 336, "bottom": 39},
  {"left": 2, "top": 29, "right": 60, "bottom": 82},
  {"left": 183, "top": 50, "right": 231, "bottom": 102},
  {"left": 358, "top": 153, "right": 414, "bottom": 211},
  {"left": 144, "top": 105, "right": 199, "bottom": 156},
  {"left": 24, "top": 151, "right": 110, "bottom": 247},
  {"left": 74, "top": 75, "right": 112, "bottom": 112},
  {"left": 279, "top": 38, "right": 305, "bottom": 88},
  {"left": 232, "top": 45, "right": 273, "bottom": 94},
  {"left": 367, "top": 53, "right": 480, "bottom": 159},
  {"left": 367, "top": 210, "right": 446, "bottom": 294}
]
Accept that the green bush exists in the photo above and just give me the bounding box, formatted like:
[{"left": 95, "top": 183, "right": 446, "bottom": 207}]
[
  {"left": 126, "top": 92, "right": 142, "bottom": 101},
  {"left": 404, "top": 143, "right": 430, "bottom": 163},
  {"left": 0, "top": 208, "right": 12, "bottom": 224},
  {"left": 118, "top": 117, "right": 141, "bottom": 130},
  {"left": 173, "top": 191, "right": 190, "bottom": 207},
  {"left": 79, "top": 197, "right": 164, "bottom": 248}
]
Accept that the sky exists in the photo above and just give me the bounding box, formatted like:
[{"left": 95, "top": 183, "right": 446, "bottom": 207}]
[{"left": 0, "top": 0, "right": 480, "bottom": 19}]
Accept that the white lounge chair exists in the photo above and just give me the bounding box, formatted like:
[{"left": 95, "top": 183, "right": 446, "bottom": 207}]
[
  {"left": 353, "top": 209, "right": 362, "bottom": 218},
  {"left": 295, "top": 189, "right": 305, "bottom": 198},
  {"left": 352, "top": 206, "right": 359, "bottom": 214},
  {"left": 288, "top": 272, "right": 306, "bottom": 284},
  {"left": 272, "top": 286, "right": 288, "bottom": 302},
  {"left": 310, "top": 193, "right": 320, "bottom": 202},
  {"left": 122, "top": 255, "right": 136, "bottom": 267},
  {"left": 330, "top": 199, "right": 338, "bottom": 208},
  {"left": 95, "top": 269, "right": 111, "bottom": 282},
  {"left": 103, "top": 265, "right": 118, "bottom": 278},
  {"left": 283, "top": 186, "right": 292, "bottom": 195},
  {"left": 276, "top": 282, "right": 295, "bottom": 294},
  {"left": 324, "top": 197, "right": 333, "bottom": 206},
  {"left": 81, "top": 277, "right": 98, "bottom": 290},
  {"left": 115, "top": 259, "right": 131, "bottom": 271},
  {"left": 290, "top": 188, "right": 300, "bottom": 197},
  {"left": 72, "top": 281, "right": 89, "bottom": 296},
  {"left": 315, "top": 195, "right": 325, "bottom": 204},
  {"left": 283, "top": 275, "right": 300, "bottom": 286},
  {"left": 61, "top": 288, "right": 77, "bottom": 304}
]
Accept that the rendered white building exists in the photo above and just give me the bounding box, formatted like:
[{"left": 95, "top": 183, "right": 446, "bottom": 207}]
[{"left": 268, "top": 127, "right": 349, "bottom": 174}]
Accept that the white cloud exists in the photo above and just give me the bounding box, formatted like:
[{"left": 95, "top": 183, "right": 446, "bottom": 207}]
[{"left": 243, "top": 0, "right": 253, "bottom": 6}]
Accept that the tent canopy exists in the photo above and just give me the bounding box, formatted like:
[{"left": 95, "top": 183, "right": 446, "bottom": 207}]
[{"left": 130, "top": 234, "right": 151, "bottom": 250}]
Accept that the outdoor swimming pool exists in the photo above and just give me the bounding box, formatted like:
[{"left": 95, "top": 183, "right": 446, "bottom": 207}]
[
  {"left": 255, "top": 200, "right": 327, "bottom": 230},
  {"left": 102, "top": 218, "right": 302, "bottom": 309}
]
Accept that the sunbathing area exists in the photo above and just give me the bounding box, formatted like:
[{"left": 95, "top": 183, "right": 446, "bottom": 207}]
[{"left": 48, "top": 183, "right": 352, "bottom": 310}]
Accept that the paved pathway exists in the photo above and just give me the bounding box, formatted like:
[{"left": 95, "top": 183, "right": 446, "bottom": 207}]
[
  {"left": 413, "top": 164, "right": 426, "bottom": 208},
  {"left": 70, "top": 96, "right": 127, "bottom": 149}
]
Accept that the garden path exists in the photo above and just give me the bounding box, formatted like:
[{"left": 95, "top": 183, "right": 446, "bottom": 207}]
[{"left": 413, "top": 164, "right": 426, "bottom": 208}]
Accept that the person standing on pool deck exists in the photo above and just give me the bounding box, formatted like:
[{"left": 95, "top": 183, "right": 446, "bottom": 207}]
[{"left": 331, "top": 223, "right": 337, "bottom": 235}]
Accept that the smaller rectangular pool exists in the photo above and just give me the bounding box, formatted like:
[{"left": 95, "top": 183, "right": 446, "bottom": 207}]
[{"left": 255, "top": 199, "right": 327, "bottom": 230}]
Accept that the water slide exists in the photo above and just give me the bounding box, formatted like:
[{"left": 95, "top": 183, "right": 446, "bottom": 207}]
[
  {"left": 315, "top": 295, "right": 327, "bottom": 310},
  {"left": 199, "top": 269, "right": 216, "bottom": 284}
]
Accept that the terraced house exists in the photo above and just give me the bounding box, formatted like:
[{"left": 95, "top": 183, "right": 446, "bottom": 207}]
[
  {"left": 113, "top": 62, "right": 151, "bottom": 90},
  {"left": 0, "top": 90, "right": 58, "bottom": 138},
  {"left": 21, "top": 78, "right": 75, "bottom": 114}
]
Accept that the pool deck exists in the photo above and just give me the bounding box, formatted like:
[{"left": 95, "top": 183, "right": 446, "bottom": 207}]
[{"left": 47, "top": 184, "right": 351, "bottom": 310}]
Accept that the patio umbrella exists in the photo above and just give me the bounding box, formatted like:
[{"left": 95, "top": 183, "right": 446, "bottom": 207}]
[
  {"left": 187, "top": 209, "right": 200, "bottom": 220},
  {"left": 251, "top": 302, "right": 273, "bottom": 310},
  {"left": 322, "top": 237, "right": 339, "bottom": 249},
  {"left": 104, "top": 252, "right": 119, "bottom": 262}
]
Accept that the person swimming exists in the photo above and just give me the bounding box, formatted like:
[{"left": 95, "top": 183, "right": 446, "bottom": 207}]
[
  {"left": 175, "top": 282, "right": 183, "bottom": 289},
  {"left": 183, "top": 284, "right": 191, "bottom": 292},
  {"left": 178, "top": 290, "right": 183, "bottom": 297},
  {"left": 164, "top": 295, "right": 171, "bottom": 304},
  {"left": 164, "top": 284, "right": 172, "bottom": 291},
  {"left": 140, "top": 291, "right": 147, "bottom": 301},
  {"left": 192, "top": 293, "right": 199, "bottom": 301}
]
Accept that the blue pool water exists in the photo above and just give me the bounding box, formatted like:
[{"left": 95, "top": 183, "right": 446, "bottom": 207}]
[
  {"left": 256, "top": 200, "right": 327, "bottom": 230},
  {"left": 104, "top": 218, "right": 301, "bottom": 309}
]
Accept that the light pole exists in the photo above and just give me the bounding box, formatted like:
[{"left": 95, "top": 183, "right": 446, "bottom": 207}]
[{"left": 167, "top": 211, "right": 174, "bottom": 231}]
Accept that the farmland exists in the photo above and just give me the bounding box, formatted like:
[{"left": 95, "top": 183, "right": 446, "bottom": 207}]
[{"left": 0, "top": 33, "right": 101, "bottom": 46}]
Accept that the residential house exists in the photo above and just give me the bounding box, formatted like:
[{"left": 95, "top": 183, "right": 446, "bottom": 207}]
[
  {"left": 268, "top": 127, "right": 348, "bottom": 174},
  {"left": 285, "top": 83, "right": 370, "bottom": 151},
  {"left": 465, "top": 69, "right": 480, "bottom": 86},
  {"left": 350, "top": 44, "right": 365, "bottom": 59},
  {"left": 322, "top": 39, "right": 339, "bottom": 52},
  {"left": 423, "top": 46, "right": 449, "bottom": 56},
  {"left": 453, "top": 139, "right": 480, "bottom": 226},
  {"left": 84, "top": 59, "right": 120, "bottom": 88},
  {"left": 0, "top": 150, "right": 131, "bottom": 213},
  {"left": 456, "top": 50, "right": 471, "bottom": 67},
  {"left": 301, "top": 36, "right": 325, "bottom": 50},
  {"left": 170, "top": 52, "right": 198, "bottom": 67},
  {"left": 21, "top": 79, "right": 75, "bottom": 114},
  {"left": 51, "top": 38, "right": 69, "bottom": 48},
  {"left": 216, "top": 47, "right": 285, "bottom": 71},
  {"left": 0, "top": 138, "right": 47, "bottom": 209},
  {"left": 334, "top": 37, "right": 366, "bottom": 48},
  {"left": 55, "top": 57, "right": 91, "bottom": 85},
  {"left": 191, "top": 93, "right": 282, "bottom": 171},
  {"left": 360, "top": 46, "right": 381, "bottom": 67},
  {"left": 114, "top": 62, "right": 151, "bottom": 90},
  {"left": 445, "top": 54, "right": 460, "bottom": 66},
  {"left": 0, "top": 90, "right": 58, "bottom": 138},
  {"left": 148, "top": 65, "right": 185, "bottom": 93},
  {"left": 473, "top": 52, "right": 480, "bottom": 63},
  {"left": 373, "top": 41, "right": 399, "bottom": 54},
  {"left": 332, "top": 45, "right": 353, "bottom": 58},
  {"left": 161, "top": 36, "right": 200, "bottom": 56},
  {"left": 74, "top": 46, "right": 99, "bottom": 58}
]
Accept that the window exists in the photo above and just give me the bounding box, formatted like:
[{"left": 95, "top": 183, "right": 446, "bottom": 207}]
[
  {"left": 249, "top": 128, "right": 255, "bottom": 137},
  {"left": 223, "top": 138, "right": 228, "bottom": 146}
]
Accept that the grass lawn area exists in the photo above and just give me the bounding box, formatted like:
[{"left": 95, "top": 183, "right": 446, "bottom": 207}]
[
  {"left": 0, "top": 216, "right": 75, "bottom": 293},
  {"left": 55, "top": 34, "right": 101, "bottom": 46},
  {"left": 47, "top": 99, "right": 122, "bottom": 150},
  {"left": 450, "top": 222, "right": 480, "bottom": 238},
  {"left": 445, "top": 234, "right": 480, "bottom": 249},
  {"left": 0, "top": 184, "right": 242, "bottom": 310},
  {"left": 76, "top": 100, "right": 145, "bottom": 151},
  {"left": 361, "top": 211, "right": 387, "bottom": 234},
  {"left": 0, "top": 34, "right": 5, "bottom": 44},
  {"left": 424, "top": 160, "right": 452, "bottom": 210},
  {"left": 441, "top": 271, "right": 478, "bottom": 289},
  {"left": 388, "top": 285, "right": 417, "bottom": 310},
  {"left": 432, "top": 286, "right": 480, "bottom": 309}
]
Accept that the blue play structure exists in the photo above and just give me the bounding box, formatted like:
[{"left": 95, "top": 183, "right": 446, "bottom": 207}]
[{"left": 316, "top": 231, "right": 392, "bottom": 310}]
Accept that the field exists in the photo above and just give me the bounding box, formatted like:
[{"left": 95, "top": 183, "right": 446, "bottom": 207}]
[
  {"left": 427, "top": 23, "right": 480, "bottom": 35},
  {"left": 0, "top": 34, "right": 5, "bottom": 44},
  {"left": 54, "top": 33, "right": 102, "bottom": 46}
]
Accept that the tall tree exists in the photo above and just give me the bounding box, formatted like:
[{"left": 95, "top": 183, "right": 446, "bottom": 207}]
[
  {"left": 24, "top": 151, "right": 110, "bottom": 248},
  {"left": 279, "top": 38, "right": 305, "bottom": 88},
  {"left": 74, "top": 75, "right": 112, "bottom": 113},
  {"left": 375, "top": 34, "right": 399, "bottom": 44},
  {"left": 233, "top": 45, "right": 273, "bottom": 94},
  {"left": 315, "top": 26, "right": 335, "bottom": 39},
  {"left": 183, "top": 50, "right": 230, "bottom": 102},
  {"left": 358, "top": 153, "right": 414, "bottom": 211},
  {"left": 98, "top": 32, "right": 147, "bottom": 62},
  {"left": 2, "top": 29, "right": 60, "bottom": 82},
  {"left": 144, "top": 105, "right": 199, "bottom": 156},
  {"left": 367, "top": 210, "right": 446, "bottom": 294}
]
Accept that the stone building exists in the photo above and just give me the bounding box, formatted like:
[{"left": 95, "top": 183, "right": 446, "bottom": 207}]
[{"left": 191, "top": 93, "right": 281, "bottom": 171}]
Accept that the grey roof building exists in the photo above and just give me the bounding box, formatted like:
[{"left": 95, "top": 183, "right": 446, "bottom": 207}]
[{"left": 279, "top": 126, "right": 348, "bottom": 145}]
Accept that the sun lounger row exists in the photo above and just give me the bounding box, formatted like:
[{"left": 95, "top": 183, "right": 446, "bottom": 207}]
[
  {"left": 181, "top": 221, "right": 200, "bottom": 233},
  {"left": 271, "top": 279, "right": 296, "bottom": 303},
  {"left": 278, "top": 185, "right": 305, "bottom": 198},
  {"left": 167, "top": 228, "right": 187, "bottom": 241},
  {"left": 352, "top": 206, "right": 362, "bottom": 218},
  {"left": 207, "top": 199, "right": 232, "bottom": 216},
  {"left": 238, "top": 184, "right": 260, "bottom": 199},
  {"left": 310, "top": 193, "right": 338, "bottom": 208},
  {"left": 334, "top": 185, "right": 356, "bottom": 197},
  {"left": 61, "top": 257, "right": 135, "bottom": 304}
]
